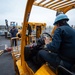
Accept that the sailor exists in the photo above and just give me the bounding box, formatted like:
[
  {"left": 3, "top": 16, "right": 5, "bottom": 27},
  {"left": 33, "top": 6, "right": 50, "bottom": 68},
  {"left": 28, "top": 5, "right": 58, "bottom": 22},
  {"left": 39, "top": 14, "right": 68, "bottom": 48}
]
[
  {"left": 37, "top": 14, "right": 75, "bottom": 70},
  {"left": 10, "top": 25, "right": 18, "bottom": 46}
]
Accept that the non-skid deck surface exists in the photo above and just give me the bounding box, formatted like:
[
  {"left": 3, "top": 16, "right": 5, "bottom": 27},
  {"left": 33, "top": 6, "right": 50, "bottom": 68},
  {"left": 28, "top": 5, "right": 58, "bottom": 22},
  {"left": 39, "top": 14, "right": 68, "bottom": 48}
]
[
  {"left": 0, "top": 52, "right": 16, "bottom": 75},
  {"left": 26, "top": 59, "right": 40, "bottom": 73}
]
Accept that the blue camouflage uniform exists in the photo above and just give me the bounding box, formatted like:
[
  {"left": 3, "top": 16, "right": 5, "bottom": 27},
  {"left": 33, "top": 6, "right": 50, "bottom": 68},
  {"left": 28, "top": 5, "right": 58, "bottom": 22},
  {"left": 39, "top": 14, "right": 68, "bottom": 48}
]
[
  {"left": 10, "top": 28, "right": 18, "bottom": 46},
  {"left": 10, "top": 28, "right": 18, "bottom": 37},
  {"left": 38, "top": 24, "right": 75, "bottom": 69}
]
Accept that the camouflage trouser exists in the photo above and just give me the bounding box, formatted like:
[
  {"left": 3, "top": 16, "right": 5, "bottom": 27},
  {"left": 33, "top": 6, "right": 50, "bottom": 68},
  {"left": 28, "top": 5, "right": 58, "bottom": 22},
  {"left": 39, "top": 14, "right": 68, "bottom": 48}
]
[
  {"left": 37, "top": 50, "right": 73, "bottom": 70},
  {"left": 11, "top": 39, "right": 17, "bottom": 47}
]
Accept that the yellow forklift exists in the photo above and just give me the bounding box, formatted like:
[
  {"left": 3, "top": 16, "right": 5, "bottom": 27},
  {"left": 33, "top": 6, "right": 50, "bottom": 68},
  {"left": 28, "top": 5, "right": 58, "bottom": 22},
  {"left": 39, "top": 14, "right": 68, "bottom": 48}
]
[
  {"left": 16, "top": 22, "right": 46, "bottom": 44},
  {"left": 14, "top": 0, "right": 75, "bottom": 75}
]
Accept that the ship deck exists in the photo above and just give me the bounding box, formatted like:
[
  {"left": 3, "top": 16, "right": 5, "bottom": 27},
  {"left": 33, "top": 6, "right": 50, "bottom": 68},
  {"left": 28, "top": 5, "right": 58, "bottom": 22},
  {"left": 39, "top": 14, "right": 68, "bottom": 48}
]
[{"left": 0, "top": 36, "right": 20, "bottom": 75}]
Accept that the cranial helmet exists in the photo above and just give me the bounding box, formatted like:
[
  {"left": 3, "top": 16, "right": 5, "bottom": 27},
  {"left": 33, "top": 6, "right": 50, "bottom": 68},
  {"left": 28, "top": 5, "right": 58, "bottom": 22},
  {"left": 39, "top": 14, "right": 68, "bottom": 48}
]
[{"left": 53, "top": 14, "right": 69, "bottom": 25}]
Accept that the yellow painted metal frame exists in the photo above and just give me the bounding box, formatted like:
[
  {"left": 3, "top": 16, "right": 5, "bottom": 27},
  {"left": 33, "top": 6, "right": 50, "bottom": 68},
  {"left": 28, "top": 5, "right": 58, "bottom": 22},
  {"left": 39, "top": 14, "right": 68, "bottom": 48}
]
[
  {"left": 28, "top": 22, "right": 46, "bottom": 44},
  {"left": 16, "top": 0, "right": 75, "bottom": 75},
  {"left": 17, "top": 22, "right": 46, "bottom": 45},
  {"left": 34, "top": 64, "right": 56, "bottom": 75},
  {"left": 21, "top": 0, "right": 34, "bottom": 70},
  {"left": 16, "top": 0, "right": 35, "bottom": 75},
  {"left": 28, "top": 22, "right": 46, "bottom": 30},
  {"left": 33, "top": 0, "right": 75, "bottom": 13}
]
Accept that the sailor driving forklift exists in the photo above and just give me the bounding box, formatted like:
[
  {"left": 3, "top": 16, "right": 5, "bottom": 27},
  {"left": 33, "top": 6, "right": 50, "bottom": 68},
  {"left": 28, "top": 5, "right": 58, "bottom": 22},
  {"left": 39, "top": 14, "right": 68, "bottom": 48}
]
[{"left": 37, "top": 14, "right": 75, "bottom": 71}]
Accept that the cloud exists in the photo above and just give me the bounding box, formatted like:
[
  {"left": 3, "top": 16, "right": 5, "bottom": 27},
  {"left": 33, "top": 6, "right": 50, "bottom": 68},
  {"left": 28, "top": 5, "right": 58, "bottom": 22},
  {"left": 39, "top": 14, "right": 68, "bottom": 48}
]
[
  {"left": 66, "top": 9, "right": 75, "bottom": 26},
  {"left": 0, "top": 0, "right": 75, "bottom": 26},
  {"left": 29, "top": 6, "right": 56, "bottom": 26},
  {"left": 0, "top": 0, "right": 27, "bottom": 25},
  {"left": 29, "top": 6, "right": 75, "bottom": 26}
]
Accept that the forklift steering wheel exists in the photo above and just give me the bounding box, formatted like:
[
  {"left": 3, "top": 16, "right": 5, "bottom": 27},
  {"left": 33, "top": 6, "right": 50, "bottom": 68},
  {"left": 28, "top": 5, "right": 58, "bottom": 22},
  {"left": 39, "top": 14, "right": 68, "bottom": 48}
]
[
  {"left": 36, "top": 32, "right": 52, "bottom": 46},
  {"left": 41, "top": 32, "right": 52, "bottom": 39}
]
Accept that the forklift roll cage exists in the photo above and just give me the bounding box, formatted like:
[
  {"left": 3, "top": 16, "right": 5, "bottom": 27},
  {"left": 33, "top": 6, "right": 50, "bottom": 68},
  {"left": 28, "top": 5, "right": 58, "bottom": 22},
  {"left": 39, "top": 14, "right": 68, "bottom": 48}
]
[{"left": 16, "top": 0, "right": 75, "bottom": 75}]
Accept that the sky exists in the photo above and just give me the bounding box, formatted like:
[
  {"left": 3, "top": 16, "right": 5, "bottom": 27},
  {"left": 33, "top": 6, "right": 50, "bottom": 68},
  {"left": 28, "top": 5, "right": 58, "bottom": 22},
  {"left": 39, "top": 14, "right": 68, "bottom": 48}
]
[{"left": 0, "top": 0, "right": 75, "bottom": 27}]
